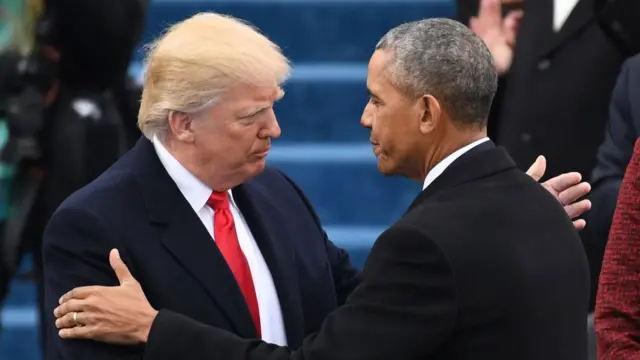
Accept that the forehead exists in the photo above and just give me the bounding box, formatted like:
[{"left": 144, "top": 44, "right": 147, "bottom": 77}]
[
  {"left": 368, "top": 50, "right": 392, "bottom": 75},
  {"left": 223, "top": 82, "right": 282, "bottom": 106},
  {"left": 367, "top": 50, "right": 394, "bottom": 90}
]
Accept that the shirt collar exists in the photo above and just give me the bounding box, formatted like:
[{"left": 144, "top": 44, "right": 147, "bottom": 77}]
[
  {"left": 422, "top": 137, "right": 490, "bottom": 190},
  {"left": 152, "top": 136, "right": 237, "bottom": 212}
]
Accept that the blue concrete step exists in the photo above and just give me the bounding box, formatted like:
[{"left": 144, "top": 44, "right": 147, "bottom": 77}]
[
  {"left": 3, "top": 281, "right": 36, "bottom": 308},
  {"left": 268, "top": 142, "right": 421, "bottom": 224},
  {"left": 130, "top": 62, "right": 370, "bottom": 142},
  {"left": 277, "top": 65, "right": 368, "bottom": 142},
  {"left": 0, "top": 327, "right": 40, "bottom": 360},
  {"left": 139, "top": 0, "right": 456, "bottom": 63}
]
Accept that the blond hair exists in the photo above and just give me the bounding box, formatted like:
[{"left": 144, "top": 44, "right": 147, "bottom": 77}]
[{"left": 137, "top": 12, "right": 291, "bottom": 139}]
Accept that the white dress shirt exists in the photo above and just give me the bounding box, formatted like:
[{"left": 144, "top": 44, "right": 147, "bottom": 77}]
[
  {"left": 423, "top": 137, "right": 490, "bottom": 190},
  {"left": 152, "top": 136, "right": 288, "bottom": 346},
  {"left": 553, "top": 0, "right": 580, "bottom": 32}
]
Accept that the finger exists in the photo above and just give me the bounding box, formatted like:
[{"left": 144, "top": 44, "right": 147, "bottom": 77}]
[
  {"left": 503, "top": 10, "right": 523, "bottom": 46},
  {"left": 543, "top": 172, "right": 582, "bottom": 193},
  {"left": 573, "top": 219, "right": 586, "bottom": 231},
  {"left": 564, "top": 199, "right": 592, "bottom": 220},
  {"left": 109, "top": 249, "right": 134, "bottom": 285},
  {"left": 469, "top": 16, "right": 479, "bottom": 31},
  {"left": 526, "top": 155, "right": 546, "bottom": 181},
  {"left": 54, "top": 299, "right": 87, "bottom": 318},
  {"left": 55, "top": 310, "right": 90, "bottom": 329},
  {"left": 478, "top": 0, "right": 503, "bottom": 26},
  {"left": 59, "top": 286, "right": 100, "bottom": 305},
  {"left": 59, "top": 326, "right": 94, "bottom": 340},
  {"left": 557, "top": 182, "right": 592, "bottom": 206}
]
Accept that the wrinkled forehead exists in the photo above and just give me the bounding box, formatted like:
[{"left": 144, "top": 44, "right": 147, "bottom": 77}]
[{"left": 219, "top": 82, "right": 284, "bottom": 110}]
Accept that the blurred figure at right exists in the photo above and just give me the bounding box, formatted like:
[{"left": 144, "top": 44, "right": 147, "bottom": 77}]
[
  {"left": 464, "top": 0, "right": 640, "bottom": 311},
  {"left": 594, "top": 137, "right": 640, "bottom": 360}
]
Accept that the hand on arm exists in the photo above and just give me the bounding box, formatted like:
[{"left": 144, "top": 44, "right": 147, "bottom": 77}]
[
  {"left": 526, "top": 155, "right": 592, "bottom": 230},
  {"left": 43, "top": 207, "right": 145, "bottom": 359}
]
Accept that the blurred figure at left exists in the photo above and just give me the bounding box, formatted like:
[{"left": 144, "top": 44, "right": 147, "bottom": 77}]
[{"left": 0, "top": 0, "right": 149, "bottom": 349}]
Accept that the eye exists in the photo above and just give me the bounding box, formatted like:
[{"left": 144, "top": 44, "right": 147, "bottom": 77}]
[
  {"left": 239, "top": 108, "right": 268, "bottom": 124},
  {"left": 369, "top": 98, "right": 381, "bottom": 106},
  {"left": 242, "top": 108, "right": 264, "bottom": 118}
]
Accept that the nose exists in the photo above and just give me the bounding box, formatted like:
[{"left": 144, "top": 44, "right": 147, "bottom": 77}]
[
  {"left": 361, "top": 103, "right": 373, "bottom": 129},
  {"left": 261, "top": 109, "right": 281, "bottom": 139}
]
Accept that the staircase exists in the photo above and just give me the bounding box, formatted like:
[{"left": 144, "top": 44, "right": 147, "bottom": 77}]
[{"left": 0, "top": 0, "right": 455, "bottom": 358}]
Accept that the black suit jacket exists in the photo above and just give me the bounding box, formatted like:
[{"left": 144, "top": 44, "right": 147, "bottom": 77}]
[
  {"left": 141, "top": 142, "right": 590, "bottom": 360},
  {"left": 494, "top": 0, "right": 627, "bottom": 180},
  {"left": 41, "top": 137, "right": 360, "bottom": 360}
]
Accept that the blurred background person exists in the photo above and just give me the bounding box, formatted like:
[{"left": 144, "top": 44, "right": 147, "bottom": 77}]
[
  {"left": 0, "top": 0, "right": 149, "bottom": 353},
  {"left": 460, "top": 0, "right": 640, "bottom": 312}
]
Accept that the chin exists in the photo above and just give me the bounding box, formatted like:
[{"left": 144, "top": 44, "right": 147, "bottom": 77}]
[
  {"left": 248, "top": 158, "right": 267, "bottom": 176},
  {"left": 376, "top": 160, "right": 396, "bottom": 177}
]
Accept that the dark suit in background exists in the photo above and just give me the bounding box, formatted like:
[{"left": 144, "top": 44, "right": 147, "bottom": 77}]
[
  {"left": 582, "top": 54, "right": 640, "bottom": 312},
  {"left": 42, "top": 138, "right": 359, "bottom": 360},
  {"left": 141, "top": 142, "right": 590, "bottom": 360},
  {"left": 493, "top": 0, "right": 625, "bottom": 180}
]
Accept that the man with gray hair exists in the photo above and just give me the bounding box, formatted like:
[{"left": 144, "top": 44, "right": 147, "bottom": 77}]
[{"left": 50, "top": 17, "right": 589, "bottom": 360}]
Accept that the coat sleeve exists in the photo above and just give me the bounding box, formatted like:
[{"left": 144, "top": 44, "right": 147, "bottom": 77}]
[
  {"left": 595, "top": 138, "right": 640, "bottom": 359},
  {"left": 276, "top": 169, "right": 361, "bottom": 305},
  {"left": 143, "top": 223, "right": 458, "bottom": 360},
  {"left": 42, "top": 206, "right": 144, "bottom": 360}
]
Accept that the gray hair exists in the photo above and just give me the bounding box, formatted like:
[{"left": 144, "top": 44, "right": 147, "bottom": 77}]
[{"left": 376, "top": 18, "right": 497, "bottom": 126}]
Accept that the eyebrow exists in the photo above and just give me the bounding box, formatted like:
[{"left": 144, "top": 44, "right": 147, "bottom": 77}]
[
  {"left": 367, "top": 87, "right": 380, "bottom": 100},
  {"left": 237, "top": 87, "right": 285, "bottom": 118}
]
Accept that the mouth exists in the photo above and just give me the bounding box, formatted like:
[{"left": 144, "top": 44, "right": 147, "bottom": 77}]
[
  {"left": 371, "top": 142, "right": 381, "bottom": 157},
  {"left": 253, "top": 148, "right": 270, "bottom": 158}
]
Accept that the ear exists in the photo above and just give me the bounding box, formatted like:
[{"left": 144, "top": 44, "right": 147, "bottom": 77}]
[
  {"left": 168, "top": 110, "right": 195, "bottom": 142},
  {"left": 419, "top": 94, "right": 442, "bottom": 135}
]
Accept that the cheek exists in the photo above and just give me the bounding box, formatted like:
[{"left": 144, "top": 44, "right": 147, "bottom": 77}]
[
  {"left": 230, "top": 123, "right": 265, "bottom": 157},
  {"left": 373, "top": 113, "right": 395, "bottom": 146}
]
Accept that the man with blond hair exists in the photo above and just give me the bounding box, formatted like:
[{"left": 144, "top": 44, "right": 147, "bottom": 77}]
[
  {"left": 45, "top": 13, "right": 591, "bottom": 360},
  {"left": 42, "top": 13, "right": 361, "bottom": 360}
]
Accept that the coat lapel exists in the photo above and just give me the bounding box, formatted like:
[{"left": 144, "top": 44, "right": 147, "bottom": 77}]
[
  {"left": 540, "top": 0, "right": 594, "bottom": 58},
  {"left": 232, "top": 181, "right": 306, "bottom": 348},
  {"left": 159, "top": 202, "right": 259, "bottom": 339},
  {"left": 132, "top": 137, "right": 258, "bottom": 339}
]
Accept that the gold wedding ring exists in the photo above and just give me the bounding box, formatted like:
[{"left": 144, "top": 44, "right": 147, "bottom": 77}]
[{"left": 73, "top": 311, "right": 79, "bottom": 326}]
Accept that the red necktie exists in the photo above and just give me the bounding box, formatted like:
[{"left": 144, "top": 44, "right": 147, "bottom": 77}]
[{"left": 207, "top": 191, "right": 261, "bottom": 337}]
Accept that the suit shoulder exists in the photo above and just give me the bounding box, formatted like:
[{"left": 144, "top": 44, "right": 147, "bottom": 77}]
[
  {"left": 401, "top": 169, "right": 574, "bottom": 240},
  {"left": 373, "top": 221, "right": 446, "bottom": 257},
  {"left": 251, "top": 166, "right": 290, "bottom": 184},
  {"left": 56, "top": 166, "right": 138, "bottom": 215},
  {"left": 617, "top": 53, "right": 640, "bottom": 92},
  {"left": 624, "top": 52, "right": 640, "bottom": 72},
  {"left": 248, "top": 166, "right": 305, "bottom": 197}
]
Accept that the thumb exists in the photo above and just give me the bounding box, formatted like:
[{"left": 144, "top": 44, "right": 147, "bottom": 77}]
[
  {"left": 526, "top": 155, "right": 546, "bottom": 181},
  {"left": 109, "top": 249, "right": 134, "bottom": 285}
]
